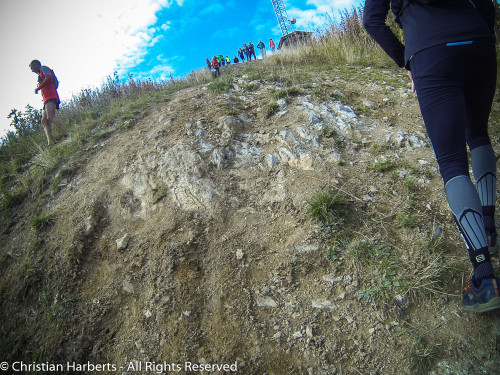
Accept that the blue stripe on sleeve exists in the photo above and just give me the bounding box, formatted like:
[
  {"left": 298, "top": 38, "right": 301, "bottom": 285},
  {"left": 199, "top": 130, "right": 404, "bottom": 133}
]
[{"left": 446, "top": 41, "right": 474, "bottom": 46}]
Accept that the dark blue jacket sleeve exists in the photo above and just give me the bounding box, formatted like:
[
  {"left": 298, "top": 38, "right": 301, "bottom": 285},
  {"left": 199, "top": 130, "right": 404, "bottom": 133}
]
[
  {"left": 475, "top": 0, "right": 495, "bottom": 34},
  {"left": 363, "top": 0, "right": 406, "bottom": 68}
]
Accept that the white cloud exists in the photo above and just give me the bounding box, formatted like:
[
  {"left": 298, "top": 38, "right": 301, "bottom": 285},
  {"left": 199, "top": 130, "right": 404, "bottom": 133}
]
[
  {"left": 0, "top": 0, "right": 176, "bottom": 137},
  {"left": 148, "top": 64, "right": 176, "bottom": 80},
  {"left": 199, "top": 4, "right": 224, "bottom": 16},
  {"left": 287, "top": 0, "right": 361, "bottom": 32},
  {"left": 306, "top": 0, "right": 358, "bottom": 14}
]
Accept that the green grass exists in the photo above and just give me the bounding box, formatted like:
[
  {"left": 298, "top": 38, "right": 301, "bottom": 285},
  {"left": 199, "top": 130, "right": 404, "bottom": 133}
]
[
  {"left": 264, "top": 102, "right": 280, "bottom": 118},
  {"left": 0, "top": 188, "right": 24, "bottom": 211},
  {"left": 245, "top": 83, "right": 260, "bottom": 92},
  {"left": 31, "top": 214, "right": 55, "bottom": 232},
  {"left": 65, "top": 246, "right": 82, "bottom": 267},
  {"left": 51, "top": 167, "right": 74, "bottom": 193},
  {"left": 396, "top": 211, "right": 416, "bottom": 228},
  {"left": 18, "top": 259, "right": 41, "bottom": 299},
  {"left": 208, "top": 78, "right": 233, "bottom": 94},
  {"left": 307, "top": 189, "right": 347, "bottom": 226},
  {"left": 346, "top": 240, "right": 394, "bottom": 266},
  {"left": 271, "top": 87, "right": 303, "bottom": 100},
  {"left": 368, "top": 143, "right": 390, "bottom": 155},
  {"left": 48, "top": 297, "right": 73, "bottom": 325},
  {"left": 409, "top": 336, "right": 439, "bottom": 374},
  {"left": 370, "top": 160, "right": 398, "bottom": 173},
  {"left": 39, "top": 291, "right": 52, "bottom": 306}
]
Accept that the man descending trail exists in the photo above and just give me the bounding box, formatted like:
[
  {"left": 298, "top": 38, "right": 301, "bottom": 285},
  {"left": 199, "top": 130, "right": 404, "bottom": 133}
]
[
  {"left": 364, "top": 0, "right": 499, "bottom": 313},
  {"left": 29, "top": 60, "right": 69, "bottom": 146}
]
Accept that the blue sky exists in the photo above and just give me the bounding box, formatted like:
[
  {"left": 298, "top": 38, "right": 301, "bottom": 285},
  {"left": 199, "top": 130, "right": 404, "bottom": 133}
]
[{"left": 0, "top": 0, "right": 363, "bottom": 138}]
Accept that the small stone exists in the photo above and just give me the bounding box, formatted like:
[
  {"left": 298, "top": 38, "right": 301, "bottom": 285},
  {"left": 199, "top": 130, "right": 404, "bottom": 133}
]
[
  {"left": 322, "top": 275, "right": 343, "bottom": 284},
  {"left": 306, "top": 326, "right": 314, "bottom": 338},
  {"left": 144, "top": 310, "right": 152, "bottom": 319},
  {"left": 293, "top": 331, "right": 303, "bottom": 339},
  {"left": 257, "top": 297, "right": 277, "bottom": 307},
  {"left": 122, "top": 280, "right": 135, "bottom": 294},
  {"left": 236, "top": 249, "right": 244, "bottom": 260},
  {"left": 265, "top": 154, "right": 279, "bottom": 169},
  {"left": 296, "top": 244, "right": 319, "bottom": 253},
  {"left": 116, "top": 234, "right": 130, "bottom": 251},
  {"left": 312, "top": 299, "right": 335, "bottom": 310}
]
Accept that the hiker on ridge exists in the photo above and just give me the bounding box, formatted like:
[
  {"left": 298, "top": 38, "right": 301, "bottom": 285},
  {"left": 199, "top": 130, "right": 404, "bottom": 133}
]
[
  {"left": 248, "top": 41, "right": 257, "bottom": 60},
  {"left": 243, "top": 44, "right": 250, "bottom": 61},
  {"left": 257, "top": 39, "right": 267, "bottom": 58},
  {"left": 218, "top": 54, "right": 225, "bottom": 66},
  {"left": 269, "top": 38, "right": 276, "bottom": 53},
  {"left": 29, "top": 59, "right": 69, "bottom": 146},
  {"left": 363, "top": 0, "right": 499, "bottom": 312},
  {"left": 238, "top": 48, "right": 245, "bottom": 62},
  {"left": 211, "top": 56, "right": 220, "bottom": 78}
]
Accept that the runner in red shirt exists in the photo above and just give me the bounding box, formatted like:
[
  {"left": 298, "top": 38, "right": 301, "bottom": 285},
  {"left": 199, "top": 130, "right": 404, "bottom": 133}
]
[{"left": 29, "top": 60, "right": 68, "bottom": 145}]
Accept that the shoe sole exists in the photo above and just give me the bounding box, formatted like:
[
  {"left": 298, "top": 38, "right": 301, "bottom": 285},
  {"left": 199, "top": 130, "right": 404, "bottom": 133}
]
[{"left": 462, "top": 296, "right": 500, "bottom": 313}]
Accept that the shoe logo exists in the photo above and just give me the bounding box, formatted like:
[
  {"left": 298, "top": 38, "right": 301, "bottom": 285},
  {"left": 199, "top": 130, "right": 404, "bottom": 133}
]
[{"left": 475, "top": 254, "right": 486, "bottom": 262}]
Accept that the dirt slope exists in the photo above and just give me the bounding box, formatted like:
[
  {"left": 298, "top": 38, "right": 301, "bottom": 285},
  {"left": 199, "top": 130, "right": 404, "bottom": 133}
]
[{"left": 1, "top": 65, "right": 499, "bottom": 375}]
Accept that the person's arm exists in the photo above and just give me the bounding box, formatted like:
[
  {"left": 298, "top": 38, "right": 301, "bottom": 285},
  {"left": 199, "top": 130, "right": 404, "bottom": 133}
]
[
  {"left": 363, "top": 0, "right": 406, "bottom": 68},
  {"left": 474, "top": 0, "right": 495, "bottom": 35}
]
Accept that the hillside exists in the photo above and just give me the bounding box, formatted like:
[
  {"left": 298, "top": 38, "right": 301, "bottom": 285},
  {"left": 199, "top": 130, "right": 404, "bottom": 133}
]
[{"left": 1, "top": 57, "right": 500, "bottom": 374}]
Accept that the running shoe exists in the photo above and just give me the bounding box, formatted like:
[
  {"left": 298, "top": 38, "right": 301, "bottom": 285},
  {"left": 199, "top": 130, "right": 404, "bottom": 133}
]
[{"left": 462, "top": 277, "right": 500, "bottom": 313}]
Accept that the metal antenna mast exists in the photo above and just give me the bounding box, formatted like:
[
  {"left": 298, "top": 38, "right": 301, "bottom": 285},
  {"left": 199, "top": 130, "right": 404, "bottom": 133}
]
[{"left": 271, "top": 0, "right": 293, "bottom": 36}]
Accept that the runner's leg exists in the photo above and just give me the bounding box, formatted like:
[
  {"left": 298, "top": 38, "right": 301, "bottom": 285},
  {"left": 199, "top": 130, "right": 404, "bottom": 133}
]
[
  {"left": 45, "top": 100, "right": 68, "bottom": 134},
  {"left": 411, "top": 42, "right": 495, "bottom": 284},
  {"left": 41, "top": 107, "right": 53, "bottom": 144}
]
